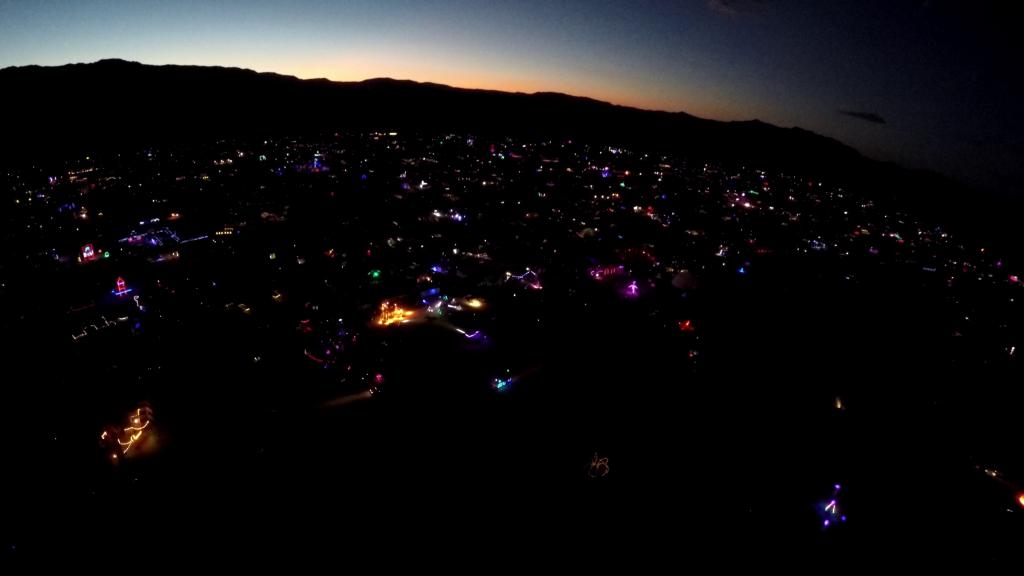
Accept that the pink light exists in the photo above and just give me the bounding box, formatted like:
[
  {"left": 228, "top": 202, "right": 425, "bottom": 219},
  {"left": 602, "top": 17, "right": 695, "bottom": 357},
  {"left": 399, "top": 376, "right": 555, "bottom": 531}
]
[
  {"left": 113, "top": 277, "right": 131, "bottom": 296},
  {"left": 627, "top": 281, "right": 639, "bottom": 296},
  {"left": 374, "top": 373, "right": 384, "bottom": 384}
]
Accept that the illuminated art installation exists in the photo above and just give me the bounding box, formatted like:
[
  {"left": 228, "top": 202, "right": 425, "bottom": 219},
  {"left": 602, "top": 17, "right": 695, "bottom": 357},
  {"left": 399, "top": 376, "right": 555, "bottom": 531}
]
[
  {"left": 112, "top": 276, "right": 132, "bottom": 296},
  {"left": 374, "top": 301, "right": 414, "bottom": 326},
  {"left": 100, "top": 405, "right": 153, "bottom": 459},
  {"left": 588, "top": 453, "right": 610, "bottom": 478}
]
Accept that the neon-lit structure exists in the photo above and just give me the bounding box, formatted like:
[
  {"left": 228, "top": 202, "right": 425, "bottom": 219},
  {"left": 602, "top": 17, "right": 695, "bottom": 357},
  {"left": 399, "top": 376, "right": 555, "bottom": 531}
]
[
  {"left": 506, "top": 269, "right": 543, "bottom": 290},
  {"left": 112, "top": 276, "right": 132, "bottom": 296},
  {"left": 374, "top": 301, "right": 415, "bottom": 326},
  {"left": 81, "top": 244, "right": 96, "bottom": 261},
  {"left": 588, "top": 264, "right": 626, "bottom": 280}
]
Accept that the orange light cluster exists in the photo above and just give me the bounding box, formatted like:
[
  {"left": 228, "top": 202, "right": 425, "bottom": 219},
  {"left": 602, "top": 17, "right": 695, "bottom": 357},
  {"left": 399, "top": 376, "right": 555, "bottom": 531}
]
[
  {"left": 102, "top": 408, "right": 151, "bottom": 455},
  {"left": 375, "top": 301, "right": 414, "bottom": 326}
]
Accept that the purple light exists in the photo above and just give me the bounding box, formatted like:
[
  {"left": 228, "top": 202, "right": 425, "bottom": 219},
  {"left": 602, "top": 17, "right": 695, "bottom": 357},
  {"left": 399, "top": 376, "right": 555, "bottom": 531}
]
[
  {"left": 627, "top": 281, "right": 639, "bottom": 295},
  {"left": 823, "top": 520, "right": 830, "bottom": 527},
  {"left": 840, "top": 515, "right": 847, "bottom": 522},
  {"left": 834, "top": 484, "right": 841, "bottom": 491}
]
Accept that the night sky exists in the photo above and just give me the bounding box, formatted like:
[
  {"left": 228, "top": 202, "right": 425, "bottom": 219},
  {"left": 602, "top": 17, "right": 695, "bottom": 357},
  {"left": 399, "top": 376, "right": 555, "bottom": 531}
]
[{"left": 1, "top": 1, "right": 1019, "bottom": 192}]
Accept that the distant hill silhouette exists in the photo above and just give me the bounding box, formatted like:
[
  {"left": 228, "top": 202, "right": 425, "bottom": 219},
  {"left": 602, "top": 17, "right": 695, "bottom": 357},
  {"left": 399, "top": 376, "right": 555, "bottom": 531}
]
[
  {"left": 4, "top": 59, "right": 1017, "bottom": 245},
  {"left": 1, "top": 59, "right": 865, "bottom": 174}
]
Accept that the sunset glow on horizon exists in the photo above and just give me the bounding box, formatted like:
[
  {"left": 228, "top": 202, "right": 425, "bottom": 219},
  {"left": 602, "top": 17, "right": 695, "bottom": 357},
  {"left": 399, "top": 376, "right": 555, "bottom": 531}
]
[{"left": 1, "top": 0, "right": 1018, "bottom": 189}]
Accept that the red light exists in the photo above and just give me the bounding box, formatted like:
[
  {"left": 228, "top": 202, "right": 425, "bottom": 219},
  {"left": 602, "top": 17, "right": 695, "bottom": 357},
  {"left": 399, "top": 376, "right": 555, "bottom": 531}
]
[
  {"left": 374, "top": 373, "right": 384, "bottom": 384},
  {"left": 115, "top": 277, "right": 126, "bottom": 293},
  {"left": 678, "top": 320, "right": 695, "bottom": 332},
  {"left": 1018, "top": 493, "right": 1024, "bottom": 509}
]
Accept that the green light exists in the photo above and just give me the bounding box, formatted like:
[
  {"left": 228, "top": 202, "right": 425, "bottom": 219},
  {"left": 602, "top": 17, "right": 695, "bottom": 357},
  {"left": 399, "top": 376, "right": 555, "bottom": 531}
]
[
  {"left": 369, "top": 269, "right": 381, "bottom": 279},
  {"left": 103, "top": 251, "right": 110, "bottom": 258}
]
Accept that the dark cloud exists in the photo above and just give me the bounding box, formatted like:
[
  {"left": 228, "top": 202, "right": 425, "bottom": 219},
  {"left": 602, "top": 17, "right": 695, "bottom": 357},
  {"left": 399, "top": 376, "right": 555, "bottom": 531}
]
[
  {"left": 838, "top": 109, "right": 887, "bottom": 124},
  {"left": 707, "top": 0, "right": 767, "bottom": 16}
]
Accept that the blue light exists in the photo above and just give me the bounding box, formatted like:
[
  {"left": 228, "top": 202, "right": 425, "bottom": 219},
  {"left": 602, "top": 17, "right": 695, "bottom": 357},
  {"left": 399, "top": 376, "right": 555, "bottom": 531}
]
[{"left": 737, "top": 267, "right": 747, "bottom": 275}]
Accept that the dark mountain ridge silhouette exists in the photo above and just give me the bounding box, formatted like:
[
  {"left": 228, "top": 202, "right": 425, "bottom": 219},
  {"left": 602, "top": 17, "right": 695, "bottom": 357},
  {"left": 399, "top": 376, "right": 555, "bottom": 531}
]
[
  {"left": 3, "top": 59, "right": 1015, "bottom": 246},
  {"left": 1, "top": 59, "right": 862, "bottom": 172}
]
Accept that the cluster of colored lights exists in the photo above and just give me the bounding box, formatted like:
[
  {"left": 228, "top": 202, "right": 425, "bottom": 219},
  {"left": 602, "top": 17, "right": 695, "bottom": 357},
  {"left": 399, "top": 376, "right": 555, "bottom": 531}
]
[
  {"left": 821, "top": 484, "right": 847, "bottom": 528},
  {"left": 492, "top": 377, "right": 511, "bottom": 391},
  {"left": 374, "top": 301, "right": 414, "bottom": 326},
  {"left": 588, "top": 264, "right": 626, "bottom": 280},
  {"left": 506, "top": 269, "right": 543, "bottom": 290}
]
